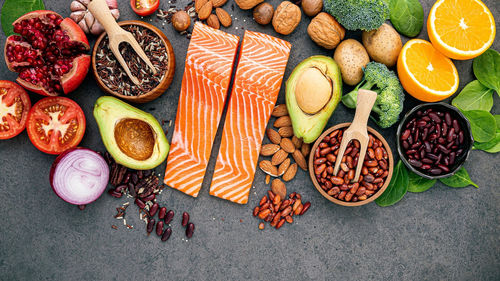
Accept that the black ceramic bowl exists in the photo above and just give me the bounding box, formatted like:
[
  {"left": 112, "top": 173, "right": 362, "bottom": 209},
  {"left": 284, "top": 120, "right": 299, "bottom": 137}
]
[{"left": 396, "top": 103, "right": 474, "bottom": 179}]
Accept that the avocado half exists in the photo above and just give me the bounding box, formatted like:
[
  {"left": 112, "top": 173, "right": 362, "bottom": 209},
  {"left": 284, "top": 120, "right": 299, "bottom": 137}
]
[
  {"left": 286, "top": 55, "right": 342, "bottom": 144},
  {"left": 93, "top": 96, "right": 169, "bottom": 170}
]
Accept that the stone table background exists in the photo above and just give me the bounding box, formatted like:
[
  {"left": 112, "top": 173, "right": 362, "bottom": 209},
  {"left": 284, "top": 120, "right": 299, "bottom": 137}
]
[{"left": 0, "top": 0, "right": 498, "bottom": 280}]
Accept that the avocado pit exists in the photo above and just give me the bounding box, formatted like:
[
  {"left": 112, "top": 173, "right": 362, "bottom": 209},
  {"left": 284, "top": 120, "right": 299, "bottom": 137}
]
[
  {"left": 114, "top": 118, "right": 155, "bottom": 161},
  {"left": 295, "top": 66, "right": 333, "bottom": 115}
]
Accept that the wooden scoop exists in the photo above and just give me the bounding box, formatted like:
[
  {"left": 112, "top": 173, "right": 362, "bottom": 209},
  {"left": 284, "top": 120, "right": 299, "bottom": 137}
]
[
  {"left": 333, "top": 89, "right": 378, "bottom": 182},
  {"left": 88, "top": 0, "right": 156, "bottom": 85}
]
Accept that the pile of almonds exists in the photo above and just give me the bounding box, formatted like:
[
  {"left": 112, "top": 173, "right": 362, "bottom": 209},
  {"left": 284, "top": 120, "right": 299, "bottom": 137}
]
[
  {"left": 253, "top": 191, "right": 310, "bottom": 230},
  {"left": 195, "top": 0, "right": 232, "bottom": 29}
]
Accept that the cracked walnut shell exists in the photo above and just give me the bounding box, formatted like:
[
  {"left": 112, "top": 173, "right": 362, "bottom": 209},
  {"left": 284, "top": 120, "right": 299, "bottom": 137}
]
[
  {"left": 272, "top": 1, "right": 301, "bottom": 35},
  {"left": 307, "top": 12, "right": 345, "bottom": 49}
]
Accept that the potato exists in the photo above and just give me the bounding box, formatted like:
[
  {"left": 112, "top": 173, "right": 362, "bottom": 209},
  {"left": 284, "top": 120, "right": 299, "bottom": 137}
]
[
  {"left": 362, "top": 23, "right": 402, "bottom": 67},
  {"left": 333, "top": 39, "right": 370, "bottom": 86}
]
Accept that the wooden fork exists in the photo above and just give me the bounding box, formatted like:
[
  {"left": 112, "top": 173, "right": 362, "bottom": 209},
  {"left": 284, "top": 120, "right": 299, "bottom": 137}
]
[
  {"left": 333, "top": 89, "right": 378, "bottom": 183},
  {"left": 88, "top": 0, "right": 156, "bottom": 85}
]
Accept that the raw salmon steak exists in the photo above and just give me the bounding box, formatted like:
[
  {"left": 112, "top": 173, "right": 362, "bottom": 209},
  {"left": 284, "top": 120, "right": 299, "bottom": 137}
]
[
  {"left": 209, "top": 31, "right": 291, "bottom": 204},
  {"left": 164, "top": 23, "right": 239, "bottom": 197}
]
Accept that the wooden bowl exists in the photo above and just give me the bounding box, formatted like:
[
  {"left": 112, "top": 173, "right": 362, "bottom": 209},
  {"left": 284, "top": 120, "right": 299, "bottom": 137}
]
[
  {"left": 308, "top": 123, "right": 394, "bottom": 207},
  {"left": 91, "top": 20, "right": 175, "bottom": 103}
]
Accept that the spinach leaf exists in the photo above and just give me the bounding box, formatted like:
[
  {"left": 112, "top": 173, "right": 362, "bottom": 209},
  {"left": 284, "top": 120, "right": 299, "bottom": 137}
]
[
  {"left": 376, "top": 160, "right": 409, "bottom": 207},
  {"left": 1, "top": 0, "right": 45, "bottom": 36},
  {"left": 461, "top": 110, "right": 497, "bottom": 142},
  {"left": 473, "top": 131, "right": 500, "bottom": 153},
  {"left": 389, "top": 0, "right": 424, "bottom": 37},
  {"left": 407, "top": 171, "right": 436, "bottom": 193},
  {"left": 439, "top": 167, "right": 478, "bottom": 188},
  {"left": 452, "top": 80, "right": 494, "bottom": 112},
  {"left": 495, "top": 115, "right": 500, "bottom": 129},
  {"left": 473, "top": 49, "right": 500, "bottom": 95}
]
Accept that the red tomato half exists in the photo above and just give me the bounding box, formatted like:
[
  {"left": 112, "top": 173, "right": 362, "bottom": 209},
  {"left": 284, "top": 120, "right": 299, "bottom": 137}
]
[
  {"left": 0, "top": 80, "right": 31, "bottom": 140},
  {"left": 27, "top": 97, "right": 86, "bottom": 154},
  {"left": 130, "top": 0, "right": 160, "bottom": 16}
]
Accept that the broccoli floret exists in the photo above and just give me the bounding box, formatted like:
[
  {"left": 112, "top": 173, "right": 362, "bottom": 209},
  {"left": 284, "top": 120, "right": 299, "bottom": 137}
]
[
  {"left": 342, "top": 62, "right": 404, "bottom": 128},
  {"left": 324, "top": 0, "right": 390, "bottom": 31}
]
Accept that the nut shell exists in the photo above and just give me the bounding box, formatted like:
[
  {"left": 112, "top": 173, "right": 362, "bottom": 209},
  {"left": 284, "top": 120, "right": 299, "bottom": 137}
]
[
  {"left": 272, "top": 1, "right": 301, "bottom": 35},
  {"left": 301, "top": 0, "right": 322, "bottom": 17},
  {"left": 253, "top": 2, "right": 274, "bottom": 25},
  {"left": 235, "top": 0, "right": 264, "bottom": 10},
  {"left": 307, "top": 12, "right": 345, "bottom": 50}
]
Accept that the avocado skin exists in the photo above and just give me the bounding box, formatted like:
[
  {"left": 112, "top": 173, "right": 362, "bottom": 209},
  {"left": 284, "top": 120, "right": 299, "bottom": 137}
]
[
  {"left": 286, "top": 55, "right": 342, "bottom": 144},
  {"left": 93, "top": 96, "right": 169, "bottom": 170}
]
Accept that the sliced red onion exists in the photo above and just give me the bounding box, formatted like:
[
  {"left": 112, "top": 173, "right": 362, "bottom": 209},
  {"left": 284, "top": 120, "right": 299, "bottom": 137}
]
[{"left": 50, "top": 147, "right": 109, "bottom": 205}]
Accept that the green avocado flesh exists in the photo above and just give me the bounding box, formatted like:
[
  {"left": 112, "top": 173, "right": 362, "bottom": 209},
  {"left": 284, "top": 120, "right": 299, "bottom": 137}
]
[
  {"left": 286, "top": 55, "right": 342, "bottom": 144},
  {"left": 93, "top": 96, "right": 169, "bottom": 170}
]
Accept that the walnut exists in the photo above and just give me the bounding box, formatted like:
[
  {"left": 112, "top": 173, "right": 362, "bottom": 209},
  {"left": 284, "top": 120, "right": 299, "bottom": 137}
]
[
  {"left": 307, "top": 12, "right": 345, "bottom": 49},
  {"left": 235, "top": 0, "right": 264, "bottom": 10},
  {"left": 272, "top": 1, "right": 301, "bottom": 35}
]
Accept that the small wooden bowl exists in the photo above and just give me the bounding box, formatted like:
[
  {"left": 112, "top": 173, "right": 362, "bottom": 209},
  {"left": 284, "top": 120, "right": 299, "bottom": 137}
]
[
  {"left": 308, "top": 123, "right": 394, "bottom": 207},
  {"left": 91, "top": 20, "right": 175, "bottom": 103}
]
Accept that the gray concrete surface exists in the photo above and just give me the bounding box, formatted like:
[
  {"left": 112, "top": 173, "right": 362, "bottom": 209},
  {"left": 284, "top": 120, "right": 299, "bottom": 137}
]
[{"left": 0, "top": 0, "right": 499, "bottom": 280}]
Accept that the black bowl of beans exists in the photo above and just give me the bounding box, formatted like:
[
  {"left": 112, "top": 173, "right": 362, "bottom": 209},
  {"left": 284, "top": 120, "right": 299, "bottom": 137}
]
[
  {"left": 309, "top": 123, "right": 394, "bottom": 207},
  {"left": 397, "top": 103, "right": 473, "bottom": 179}
]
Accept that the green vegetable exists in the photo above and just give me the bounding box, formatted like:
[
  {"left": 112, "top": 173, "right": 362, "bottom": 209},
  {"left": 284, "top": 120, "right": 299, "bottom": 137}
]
[
  {"left": 452, "top": 80, "right": 494, "bottom": 112},
  {"left": 439, "top": 167, "right": 478, "bottom": 188},
  {"left": 461, "top": 110, "right": 496, "bottom": 143},
  {"left": 495, "top": 115, "right": 500, "bottom": 129},
  {"left": 407, "top": 171, "right": 436, "bottom": 193},
  {"left": 376, "top": 160, "right": 409, "bottom": 207},
  {"left": 342, "top": 62, "right": 404, "bottom": 128},
  {"left": 389, "top": 0, "right": 424, "bottom": 37},
  {"left": 324, "top": 0, "right": 390, "bottom": 31},
  {"left": 1, "top": 0, "right": 45, "bottom": 36},
  {"left": 473, "top": 49, "right": 500, "bottom": 95},
  {"left": 473, "top": 131, "right": 500, "bottom": 153}
]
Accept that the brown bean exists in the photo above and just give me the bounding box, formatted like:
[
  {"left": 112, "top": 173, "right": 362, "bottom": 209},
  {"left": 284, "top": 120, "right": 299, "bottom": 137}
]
[
  {"left": 261, "top": 202, "right": 270, "bottom": 210},
  {"left": 356, "top": 186, "right": 366, "bottom": 196},
  {"left": 345, "top": 192, "right": 353, "bottom": 202},
  {"left": 280, "top": 199, "right": 290, "bottom": 210},
  {"left": 314, "top": 157, "right": 327, "bottom": 165},
  {"left": 315, "top": 163, "right": 326, "bottom": 175},
  {"left": 350, "top": 183, "right": 359, "bottom": 194},
  {"left": 379, "top": 160, "right": 388, "bottom": 170},
  {"left": 285, "top": 216, "right": 293, "bottom": 223},
  {"left": 253, "top": 206, "right": 260, "bottom": 217},
  {"left": 276, "top": 218, "right": 285, "bottom": 229},
  {"left": 326, "top": 154, "right": 336, "bottom": 163},
  {"left": 365, "top": 160, "right": 378, "bottom": 167},
  {"left": 340, "top": 163, "right": 349, "bottom": 172},
  {"left": 300, "top": 202, "right": 311, "bottom": 215},
  {"left": 338, "top": 191, "right": 347, "bottom": 200},
  {"left": 271, "top": 212, "right": 281, "bottom": 226},
  {"left": 273, "top": 194, "right": 281, "bottom": 205},
  {"left": 331, "top": 177, "right": 344, "bottom": 185},
  {"left": 367, "top": 148, "right": 375, "bottom": 159},
  {"left": 320, "top": 147, "right": 332, "bottom": 155},
  {"left": 282, "top": 206, "right": 292, "bottom": 217},
  {"left": 258, "top": 209, "right": 270, "bottom": 219}
]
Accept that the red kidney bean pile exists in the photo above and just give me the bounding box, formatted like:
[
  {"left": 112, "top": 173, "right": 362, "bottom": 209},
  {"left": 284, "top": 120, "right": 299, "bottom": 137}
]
[
  {"left": 102, "top": 152, "right": 195, "bottom": 241},
  {"left": 313, "top": 129, "right": 390, "bottom": 202},
  {"left": 253, "top": 190, "right": 310, "bottom": 230},
  {"left": 400, "top": 108, "right": 465, "bottom": 175}
]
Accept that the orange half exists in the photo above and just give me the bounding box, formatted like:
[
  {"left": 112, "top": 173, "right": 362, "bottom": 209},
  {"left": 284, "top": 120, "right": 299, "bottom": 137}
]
[
  {"left": 397, "top": 39, "right": 459, "bottom": 102},
  {"left": 428, "top": 0, "right": 496, "bottom": 60}
]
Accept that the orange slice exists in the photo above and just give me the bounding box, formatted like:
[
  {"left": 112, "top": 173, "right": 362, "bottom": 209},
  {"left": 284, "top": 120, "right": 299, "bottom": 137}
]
[
  {"left": 427, "top": 0, "right": 496, "bottom": 60},
  {"left": 397, "top": 39, "right": 459, "bottom": 102}
]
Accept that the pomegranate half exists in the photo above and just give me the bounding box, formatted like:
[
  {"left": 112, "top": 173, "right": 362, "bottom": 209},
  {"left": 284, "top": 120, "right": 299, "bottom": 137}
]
[{"left": 4, "top": 10, "right": 90, "bottom": 96}]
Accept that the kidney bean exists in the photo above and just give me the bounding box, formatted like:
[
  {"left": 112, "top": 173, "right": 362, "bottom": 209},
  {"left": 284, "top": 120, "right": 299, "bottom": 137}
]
[
  {"left": 331, "top": 177, "right": 344, "bottom": 185},
  {"left": 438, "top": 164, "right": 450, "bottom": 172},
  {"left": 156, "top": 221, "right": 164, "bottom": 236},
  {"left": 149, "top": 203, "right": 159, "bottom": 217},
  {"left": 161, "top": 228, "right": 172, "bottom": 241},
  {"left": 300, "top": 202, "right": 311, "bottom": 215},
  {"left": 165, "top": 210, "right": 174, "bottom": 224},
  {"left": 314, "top": 158, "right": 326, "bottom": 165},
  {"left": 344, "top": 192, "right": 353, "bottom": 202},
  {"left": 147, "top": 219, "right": 155, "bottom": 234},
  {"left": 186, "top": 223, "right": 195, "bottom": 238},
  {"left": 182, "top": 212, "right": 190, "bottom": 227},
  {"left": 159, "top": 207, "right": 167, "bottom": 219},
  {"left": 142, "top": 194, "right": 155, "bottom": 202},
  {"left": 445, "top": 112, "right": 452, "bottom": 126},
  {"left": 135, "top": 198, "right": 146, "bottom": 209},
  {"left": 315, "top": 164, "right": 326, "bottom": 175},
  {"left": 128, "top": 183, "right": 137, "bottom": 197},
  {"left": 430, "top": 168, "right": 442, "bottom": 175}
]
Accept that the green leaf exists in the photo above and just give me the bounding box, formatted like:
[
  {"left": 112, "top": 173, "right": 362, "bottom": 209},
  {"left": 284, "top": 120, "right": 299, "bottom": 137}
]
[
  {"left": 439, "top": 167, "right": 478, "bottom": 188},
  {"left": 389, "top": 0, "right": 424, "bottom": 37},
  {"left": 473, "top": 49, "right": 500, "bottom": 94},
  {"left": 376, "top": 160, "right": 409, "bottom": 207},
  {"left": 1, "top": 0, "right": 45, "bottom": 36},
  {"left": 495, "top": 115, "right": 500, "bottom": 130},
  {"left": 407, "top": 171, "right": 436, "bottom": 193},
  {"left": 461, "top": 110, "right": 497, "bottom": 143},
  {"left": 473, "top": 131, "right": 500, "bottom": 153},
  {"left": 452, "top": 80, "right": 494, "bottom": 112}
]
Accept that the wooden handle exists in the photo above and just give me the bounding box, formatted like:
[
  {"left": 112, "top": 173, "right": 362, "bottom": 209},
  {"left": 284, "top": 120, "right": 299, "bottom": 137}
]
[
  {"left": 350, "top": 89, "right": 377, "bottom": 129},
  {"left": 88, "top": 0, "right": 121, "bottom": 34}
]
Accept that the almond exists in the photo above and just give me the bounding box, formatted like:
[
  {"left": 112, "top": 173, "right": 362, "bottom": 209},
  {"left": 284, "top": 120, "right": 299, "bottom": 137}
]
[
  {"left": 195, "top": 0, "right": 208, "bottom": 13},
  {"left": 198, "top": 1, "right": 213, "bottom": 20},
  {"left": 259, "top": 160, "right": 278, "bottom": 176},
  {"left": 274, "top": 116, "right": 292, "bottom": 128},
  {"left": 278, "top": 126, "right": 294, "bottom": 138},
  {"left": 265, "top": 174, "right": 271, "bottom": 184},
  {"left": 271, "top": 149, "right": 288, "bottom": 166},
  {"left": 292, "top": 135, "right": 302, "bottom": 149},
  {"left": 280, "top": 138, "right": 295, "bottom": 153},
  {"left": 278, "top": 158, "right": 291, "bottom": 176},
  {"left": 260, "top": 143, "right": 280, "bottom": 156},
  {"left": 266, "top": 128, "right": 281, "bottom": 144},
  {"left": 215, "top": 8, "right": 232, "bottom": 27},
  {"left": 207, "top": 14, "right": 220, "bottom": 29},
  {"left": 301, "top": 142, "right": 311, "bottom": 157},
  {"left": 212, "top": 0, "right": 228, "bottom": 7},
  {"left": 271, "top": 104, "right": 288, "bottom": 117},
  {"left": 282, "top": 163, "right": 297, "bottom": 181},
  {"left": 292, "top": 149, "right": 307, "bottom": 171},
  {"left": 271, "top": 179, "right": 287, "bottom": 199}
]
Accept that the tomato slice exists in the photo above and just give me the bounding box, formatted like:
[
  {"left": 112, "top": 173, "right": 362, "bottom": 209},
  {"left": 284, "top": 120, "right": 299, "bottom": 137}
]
[
  {"left": 130, "top": 0, "right": 160, "bottom": 16},
  {"left": 0, "top": 80, "right": 31, "bottom": 140},
  {"left": 27, "top": 97, "right": 86, "bottom": 154}
]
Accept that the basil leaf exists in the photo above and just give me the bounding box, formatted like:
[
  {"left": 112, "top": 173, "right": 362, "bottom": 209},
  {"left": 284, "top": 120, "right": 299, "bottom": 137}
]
[
  {"left": 439, "top": 167, "right": 478, "bottom": 188},
  {"left": 1, "top": 0, "right": 45, "bottom": 36},
  {"left": 452, "top": 80, "right": 494, "bottom": 112},
  {"left": 473, "top": 131, "right": 500, "bottom": 153},
  {"left": 389, "top": 0, "right": 424, "bottom": 37},
  {"left": 473, "top": 49, "right": 500, "bottom": 94},
  {"left": 407, "top": 171, "right": 436, "bottom": 193},
  {"left": 376, "top": 160, "right": 409, "bottom": 207},
  {"left": 461, "top": 110, "right": 496, "bottom": 143}
]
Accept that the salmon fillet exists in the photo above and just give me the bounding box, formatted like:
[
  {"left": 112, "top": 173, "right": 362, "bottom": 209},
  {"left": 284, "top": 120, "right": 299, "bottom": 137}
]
[
  {"left": 209, "top": 31, "right": 291, "bottom": 204},
  {"left": 164, "top": 23, "right": 239, "bottom": 197}
]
